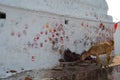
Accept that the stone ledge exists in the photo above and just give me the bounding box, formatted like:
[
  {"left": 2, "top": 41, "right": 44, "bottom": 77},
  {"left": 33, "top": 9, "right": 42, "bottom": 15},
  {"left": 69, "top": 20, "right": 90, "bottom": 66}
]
[{"left": 0, "top": 62, "right": 116, "bottom": 80}]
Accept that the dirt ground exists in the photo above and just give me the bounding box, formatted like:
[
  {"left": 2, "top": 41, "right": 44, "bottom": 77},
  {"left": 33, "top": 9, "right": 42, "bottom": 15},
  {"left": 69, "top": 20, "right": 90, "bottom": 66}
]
[{"left": 109, "top": 56, "right": 120, "bottom": 67}]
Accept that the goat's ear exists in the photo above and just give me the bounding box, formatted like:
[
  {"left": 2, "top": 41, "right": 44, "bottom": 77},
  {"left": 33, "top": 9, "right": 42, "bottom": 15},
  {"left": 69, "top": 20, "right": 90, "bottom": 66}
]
[
  {"left": 112, "top": 40, "right": 114, "bottom": 45},
  {"left": 109, "top": 40, "right": 114, "bottom": 45}
]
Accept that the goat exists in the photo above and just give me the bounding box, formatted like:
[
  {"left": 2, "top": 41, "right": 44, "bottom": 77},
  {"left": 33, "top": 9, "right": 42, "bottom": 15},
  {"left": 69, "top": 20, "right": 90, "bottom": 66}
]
[{"left": 81, "top": 40, "right": 114, "bottom": 66}]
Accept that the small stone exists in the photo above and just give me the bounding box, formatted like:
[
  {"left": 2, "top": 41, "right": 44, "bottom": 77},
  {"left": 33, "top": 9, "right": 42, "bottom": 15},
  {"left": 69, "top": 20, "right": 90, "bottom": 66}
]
[
  {"left": 24, "top": 77, "right": 32, "bottom": 80},
  {"left": 9, "top": 70, "right": 17, "bottom": 73}
]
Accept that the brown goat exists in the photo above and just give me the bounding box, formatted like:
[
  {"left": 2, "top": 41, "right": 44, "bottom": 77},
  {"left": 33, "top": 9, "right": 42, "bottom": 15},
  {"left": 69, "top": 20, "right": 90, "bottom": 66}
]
[{"left": 81, "top": 40, "right": 114, "bottom": 66}]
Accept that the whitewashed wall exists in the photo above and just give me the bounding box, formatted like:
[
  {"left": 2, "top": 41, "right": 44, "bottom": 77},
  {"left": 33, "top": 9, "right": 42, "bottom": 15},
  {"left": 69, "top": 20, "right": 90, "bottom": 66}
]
[
  {"left": 114, "top": 23, "right": 120, "bottom": 55},
  {"left": 0, "top": 0, "right": 112, "bottom": 22},
  {"left": 0, "top": 3, "right": 113, "bottom": 78}
]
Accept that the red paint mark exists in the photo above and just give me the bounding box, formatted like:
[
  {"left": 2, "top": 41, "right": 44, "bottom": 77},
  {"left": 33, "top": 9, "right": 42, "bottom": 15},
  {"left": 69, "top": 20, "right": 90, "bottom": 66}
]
[
  {"left": 53, "top": 29, "right": 56, "bottom": 32},
  {"left": 36, "top": 36, "right": 39, "bottom": 40},
  {"left": 52, "top": 34, "right": 54, "bottom": 37},
  {"left": 32, "top": 56, "right": 35, "bottom": 61},
  {"left": 49, "top": 37, "right": 52, "bottom": 41},
  {"left": 52, "top": 41, "right": 55, "bottom": 45},
  {"left": 45, "top": 40, "right": 47, "bottom": 42},
  {"left": 40, "top": 43, "right": 43, "bottom": 47},
  {"left": 81, "top": 22, "right": 84, "bottom": 26},
  {"left": 11, "top": 32, "right": 15, "bottom": 36},
  {"left": 114, "top": 23, "right": 118, "bottom": 32},
  {"left": 56, "top": 33, "right": 59, "bottom": 36},
  {"left": 40, "top": 32, "right": 43, "bottom": 34},
  {"left": 45, "top": 31, "right": 48, "bottom": 35},
  {"left": 99, "top": 23, "right": 105, "bottom": 30},
  {"left": 34, "top": 36, "right": 39, "bottom": 41},
  {"left": 18, "top": 33, "right": 21, "bottom": 37}
]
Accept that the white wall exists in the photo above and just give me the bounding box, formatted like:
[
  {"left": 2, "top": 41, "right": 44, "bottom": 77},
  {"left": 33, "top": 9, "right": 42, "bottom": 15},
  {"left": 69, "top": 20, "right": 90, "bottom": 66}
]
[
  {"left": 114, "top": 23, "right": 120, "bottom": 55},
  {"left": 0, "top": 4, "right": 114, "bottom": 78},
  {"left": 0, "top": 0, "right": 112, "bottom": 22}
]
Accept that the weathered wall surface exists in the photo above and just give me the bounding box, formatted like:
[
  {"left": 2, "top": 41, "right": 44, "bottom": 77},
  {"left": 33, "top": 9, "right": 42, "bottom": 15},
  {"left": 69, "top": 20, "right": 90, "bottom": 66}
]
[
  {"left": 0, "top": 4, "right": 114, "bottom": 78},
  {"left": 1, "top": 64, "right": 120, "bottom": 80},
  {"left": 114, "top": 23, "right": 120, "bottom": 55},
  {"left": 0, "top": 0, "right": 112, "bottom": 22}
]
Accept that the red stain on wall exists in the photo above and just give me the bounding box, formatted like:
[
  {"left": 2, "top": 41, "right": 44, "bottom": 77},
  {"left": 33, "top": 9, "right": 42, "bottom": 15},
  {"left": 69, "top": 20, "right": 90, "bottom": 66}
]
[
  {"left": 56, "top": 33, "right": 59, "bottom": 36},
  {"left": 114, "top": 23, "right": 118, "bottom": 32},
  {"left": 45, "top": 31, "right": 48, "bottom": 35},
  {"left": 36, "top": 36, "right": 39, "bottom": 40},
  {"left": 44, "top": 40, "right": 47, "bottom": 42},
  {"left": 81, "top": 22, "right": 84, "bottom": 26},
  {"left": 52, "top": 34, "right": 55, "bottom": 37},
  {"left": 32, "top": 56, "right": 35, "bottom": 61},
  {"left": 49, "top": 37, "right": 52, "bottom": 41},
  {"left": 34, "top": 36, "right": 40, "bottom": 41},
  {"left": 40, "top": 43, "right": 43, "bottom": 47},
  {"left": 40, "top": 32, "right": 43, "bottom": 34},
  {"left": 52, "top": 41, "right": 55, "bottom": 45},
  {"left": 18, "top": 33, "right": 21, "bottom": 37},
  {"left": 53, "top": 29, "right": 56, "bottom": 32}
]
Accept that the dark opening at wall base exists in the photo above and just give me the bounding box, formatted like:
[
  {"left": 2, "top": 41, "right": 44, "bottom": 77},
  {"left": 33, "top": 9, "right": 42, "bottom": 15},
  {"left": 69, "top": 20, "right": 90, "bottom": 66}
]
[{"left": 0, "top": 12, "right": 6, "bottom": 19}]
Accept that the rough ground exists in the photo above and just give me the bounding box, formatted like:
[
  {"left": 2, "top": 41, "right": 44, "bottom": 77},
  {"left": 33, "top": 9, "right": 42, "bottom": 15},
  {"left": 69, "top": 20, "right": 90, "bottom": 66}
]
[
  {"left": 0, "top": 56, "right": 120, "bottom": 80},
  {"left": 110, "top": 56, "right": 120, "bottom": 66}
]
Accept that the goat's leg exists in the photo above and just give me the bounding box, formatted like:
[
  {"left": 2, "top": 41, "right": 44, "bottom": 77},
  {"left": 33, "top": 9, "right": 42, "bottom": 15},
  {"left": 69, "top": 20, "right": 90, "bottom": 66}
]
[
  {"left": 96, "top": 55, "right": 102, "bottom": 66},
  {"left": 106, "top": 54, "right": 111, "bottom": 66},
  {"left": 102, "top": 54, "right": 111, "bottom": 68}
]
